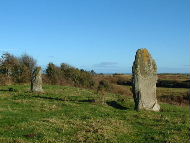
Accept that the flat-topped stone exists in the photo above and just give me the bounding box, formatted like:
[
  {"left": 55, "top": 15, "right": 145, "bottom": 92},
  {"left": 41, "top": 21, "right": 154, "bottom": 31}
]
[{"left": 132, "top": 48, "right": 160, "bottom": 111}]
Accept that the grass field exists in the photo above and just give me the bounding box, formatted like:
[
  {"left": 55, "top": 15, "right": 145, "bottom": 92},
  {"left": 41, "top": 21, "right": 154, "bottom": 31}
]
[{"left": 0, "top": 84, "right": 189, "bottom": 143}]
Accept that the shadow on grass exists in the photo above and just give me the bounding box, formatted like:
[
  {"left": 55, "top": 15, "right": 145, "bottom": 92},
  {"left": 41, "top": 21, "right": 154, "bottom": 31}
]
[
  {"left": 32, "top": 95, "right": 95, "bottom": 103},
  {"left": 33, "top": 95, "right": 128, "bottom": 109},
  {"left": 106, "top": 101, "right": 128, "bottom": 110},
  {"left": 79, "top": 99, "right": 95, "bottom": 103},
  {"left": 0, "top": 88, "right": 17, "bottom": 92},
  {"left": 33, "top": 95, "right": 65, "bottom": 101},
  {"left": 0, "top": 89, "right": 10, "bottom": 91},
  {"left": 19, "top": 94, "right": 129, "bottom": 110}
]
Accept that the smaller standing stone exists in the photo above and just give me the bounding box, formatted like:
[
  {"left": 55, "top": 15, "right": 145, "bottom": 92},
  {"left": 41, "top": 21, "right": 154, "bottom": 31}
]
[
  {"left": 132, "top": 48, "right": 160, "bottom": 111},
  {"left": 31, "top": 66, "right": 43, "bottom": 92}
]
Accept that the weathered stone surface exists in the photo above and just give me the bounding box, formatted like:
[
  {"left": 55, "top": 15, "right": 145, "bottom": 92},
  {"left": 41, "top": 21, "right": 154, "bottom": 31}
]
[
  {"left": 31, "top": 67, "right": 43, "bottom": 92},
  {"left": 132, "top": 48, "right": 160, "bottom": 111}
]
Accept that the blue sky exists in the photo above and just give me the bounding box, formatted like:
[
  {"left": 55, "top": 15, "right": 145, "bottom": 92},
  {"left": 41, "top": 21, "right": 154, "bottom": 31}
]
[{"left": 0, "top": 0, "right": 189, "bottom": 73}]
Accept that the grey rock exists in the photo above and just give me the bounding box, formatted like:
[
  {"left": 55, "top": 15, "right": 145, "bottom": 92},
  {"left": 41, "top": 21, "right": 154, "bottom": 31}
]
[
  {"left": 31, "top": 67, "right": 43, "bottom": 92},
  {"left": 132, "top": 48, "right": 160, "bottom": 111}
]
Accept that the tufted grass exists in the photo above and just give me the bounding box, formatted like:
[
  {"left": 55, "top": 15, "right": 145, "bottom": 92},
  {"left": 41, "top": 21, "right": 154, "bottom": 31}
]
[{"left": 0, "top": 84, "right": 189, "bottom": 143}]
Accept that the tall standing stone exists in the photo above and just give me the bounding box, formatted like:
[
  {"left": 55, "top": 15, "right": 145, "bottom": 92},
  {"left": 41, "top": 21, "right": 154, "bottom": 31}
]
[
  {"left": 31, "top": 66, "right": 43, "bottom": 92},
  {"left": 132, "top": 48, "right": 160, "bottom": 111}
]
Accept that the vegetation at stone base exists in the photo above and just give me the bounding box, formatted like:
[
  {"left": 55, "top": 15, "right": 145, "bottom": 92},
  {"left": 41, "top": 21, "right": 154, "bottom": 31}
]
[{"left": 0, "top": 85, "right": 189, "bottom": 143}]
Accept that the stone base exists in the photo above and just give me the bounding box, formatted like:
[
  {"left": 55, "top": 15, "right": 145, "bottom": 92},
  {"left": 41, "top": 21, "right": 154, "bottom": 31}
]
[
  {"left": 31, "top": 87, "right": 44, "bottom": 93},
  {"left": 152, "top": 102, "right": 160, "bottom": 112},
  {"left": 138, "top": 100, "right": 160, "bottom": 112}
]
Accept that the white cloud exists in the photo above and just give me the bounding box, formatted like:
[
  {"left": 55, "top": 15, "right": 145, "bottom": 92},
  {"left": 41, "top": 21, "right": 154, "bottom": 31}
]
[{"left": 93, "top": 62, "right": 118, "bottom": 68}]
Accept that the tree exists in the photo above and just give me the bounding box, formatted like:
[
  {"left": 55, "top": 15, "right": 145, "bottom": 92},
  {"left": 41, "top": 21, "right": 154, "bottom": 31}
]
[
  {"left": 46, "top": 63, "right": 61, "bottom": 84},
  {"left": 19, "top": 54, "right": 37, "bottom": 83},
  {"left": 0, "top": 53, "right": 20, "bottom": 84}
]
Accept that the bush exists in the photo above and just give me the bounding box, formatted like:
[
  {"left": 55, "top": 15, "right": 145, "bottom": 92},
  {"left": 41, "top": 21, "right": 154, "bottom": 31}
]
[
  {"left": 0, "top": 53, "right": 96, "bottom": 89},
  {"left": 45, "top": 63, "right": 95, "bottom": 88},
  {"left": 46, "top": 63, "right": 62, "bottom": 84},
  {"left": 0, "top": 53, "right": 37, "bottom": 84},
  {"left": 60, "top": 63, "right": 95, "bottom": 88},
  {"left": 117, "top": 78, "right": 132, "bottom": 86},
  {"left": 95, "top": 80, "right": 111, "bottom": 104},
  {"left": 19, "top": 54, "right": 37, "bottom": 83},
  {"left": 97, "top": 80, "right": 111, "bottom": 92}
]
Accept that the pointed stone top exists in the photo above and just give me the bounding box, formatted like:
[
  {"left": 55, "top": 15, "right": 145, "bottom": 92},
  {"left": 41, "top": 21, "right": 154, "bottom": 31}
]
[
  {"left": 137, "top": 48, "right": 151, "bottom": 63},
  {"left": 133, "top": 48, "right": 157, "bottom": 77},
  {"left": 33, "top": 66, "right": 42, "bottom": 75}
]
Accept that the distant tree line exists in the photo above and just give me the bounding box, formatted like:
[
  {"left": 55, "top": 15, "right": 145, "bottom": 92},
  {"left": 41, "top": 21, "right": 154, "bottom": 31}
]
[
  {"left": 0, "top": 52, "right": 97, "bottom": 89},
  {"left": 0, "top": 53, "right": 36, "bottom": 85},
  {"left": 44, "top": 62, "right": 95, "bottom": 88}
]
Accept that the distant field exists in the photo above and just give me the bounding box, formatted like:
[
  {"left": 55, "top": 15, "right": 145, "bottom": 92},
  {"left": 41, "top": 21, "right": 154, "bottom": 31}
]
[
  {"left": 97, "top": 73, "right": 190, "bottom": 84},
  {"left": 157, "top": 74, "right": 190, "bottom": 81},
  {"left": 96, "top": 74, "right": 190, "bottom": 105},
  {"left": 0, "top": 84, "right": 189, "bottom": 143}
]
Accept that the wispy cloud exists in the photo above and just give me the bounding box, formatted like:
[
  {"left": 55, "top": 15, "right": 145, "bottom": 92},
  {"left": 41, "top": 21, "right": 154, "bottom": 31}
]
[
  {"left": 93, "top": 62, "right": 118, "bottom": 68},
  {"left": 79, "top": 62, "right": 131, "bottom": 73},
  {"left": 183, "top": 65, "right": 190, "bottom": 67}
]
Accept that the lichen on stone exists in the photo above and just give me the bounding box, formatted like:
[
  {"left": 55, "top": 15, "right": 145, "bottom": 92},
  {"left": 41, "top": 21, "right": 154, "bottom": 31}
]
[{"left": 132, "top": 48, "right": 160, "bottom": 111}]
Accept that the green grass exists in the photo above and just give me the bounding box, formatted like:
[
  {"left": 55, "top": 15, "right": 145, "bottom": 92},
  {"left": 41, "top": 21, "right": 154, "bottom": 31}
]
[{"left": 0, "top": 85, "right": 189, "bottom": 143}]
